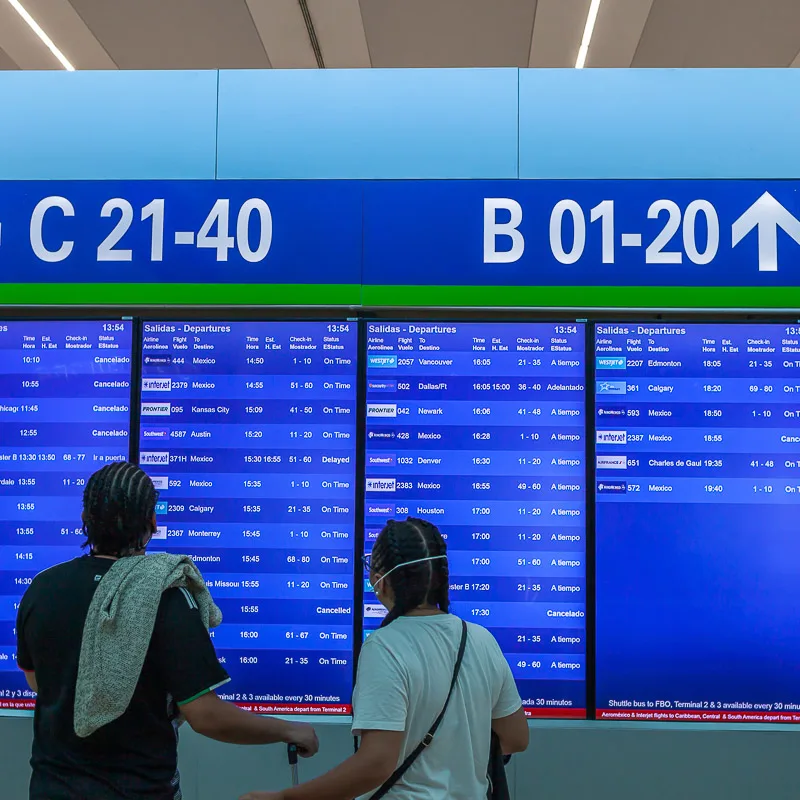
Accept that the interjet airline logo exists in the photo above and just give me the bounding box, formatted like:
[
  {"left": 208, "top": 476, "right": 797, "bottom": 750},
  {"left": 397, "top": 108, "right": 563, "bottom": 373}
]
[
  {"left": 140, "top": 451, "right": 169, "bottom": 466},
  {"left": 142, "top": 377, "right": 171, "bottom": 392},
  {"left": 596, "top": 430, "right": 627, "bottom": 445},
  {"left": 366, "top": 477, "right": 396, "bottom": 492}
]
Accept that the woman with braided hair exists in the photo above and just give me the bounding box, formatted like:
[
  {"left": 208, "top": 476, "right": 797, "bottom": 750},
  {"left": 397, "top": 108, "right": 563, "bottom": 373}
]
[{"left": 242, "top": 517, "right": 529, "bottom": 800}]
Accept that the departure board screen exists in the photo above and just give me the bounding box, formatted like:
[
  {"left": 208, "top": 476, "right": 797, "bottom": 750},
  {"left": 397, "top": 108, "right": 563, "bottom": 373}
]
[
  {"left": 363, "top": 322, "right": 586, "bottom": 718},
  {"left": 138, "top": 321, "right": 357, "bottom": 714},
  {"left": 596, "top": 323, "right": 800, "bottom": 723},
  {"left": 0, "top": 320, "right": 133, "bottom": 711}
]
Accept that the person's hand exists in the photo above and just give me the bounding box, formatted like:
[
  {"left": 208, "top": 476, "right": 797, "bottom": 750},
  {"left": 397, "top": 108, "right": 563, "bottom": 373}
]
[
  {"left": 239, "top": 792, "right": 283, "bottom": 800},
  {"left": 285, "top": 720, "right": 319, "bottom": 757}
]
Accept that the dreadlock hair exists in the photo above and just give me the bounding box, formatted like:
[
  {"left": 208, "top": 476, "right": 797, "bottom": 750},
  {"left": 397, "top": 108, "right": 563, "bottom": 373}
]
[
  {"left": 371, "top": 517, "right": 450, "bottom": 628},
  {"left": 82, "top": 462, "right": 158, "bottom": 558}
]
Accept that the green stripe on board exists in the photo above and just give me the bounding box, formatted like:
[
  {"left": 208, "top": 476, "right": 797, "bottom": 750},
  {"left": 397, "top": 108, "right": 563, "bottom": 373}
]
[
  {"left": 0, "top": 284, "right": 360, "bottom": 306},
  {"left": 362, "top": 285, "right": 800, "bottom": 309}
]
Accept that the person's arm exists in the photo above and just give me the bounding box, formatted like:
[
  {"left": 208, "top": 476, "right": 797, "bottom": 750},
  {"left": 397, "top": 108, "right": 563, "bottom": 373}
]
[
  {"left": 15, "top": 588, "right": 38, "bottom": 693},
  {"left": 240, "top": 635, "right": 408, "bottom": 800},
  {"left": 487, "top": 628, "right": 529, "bottom": 755},
  {"left": 240, "top": 730, "right": 403, "bottom": 800},
  {"left": 492, "top": 707, "right": 529, "bottom": 755},
  {"left": 180, "top": 692, "right": 317, "bottom": 751},
  {"left": 152, "top": 588, "right": 317, "bottom": 755}
]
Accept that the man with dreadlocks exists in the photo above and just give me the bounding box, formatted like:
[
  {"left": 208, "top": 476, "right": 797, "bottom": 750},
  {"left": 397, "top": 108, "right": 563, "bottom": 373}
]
[
  {"left": 15, "top": 461, "right": 318, "bottom": 800},
  {"left": 242, "top": 517, "right": 528, "bottom": 800}
]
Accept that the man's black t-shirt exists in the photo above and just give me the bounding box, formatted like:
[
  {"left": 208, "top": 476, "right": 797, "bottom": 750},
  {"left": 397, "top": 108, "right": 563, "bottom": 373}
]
[{"left": 16, "top": 556, "right": 230, "bottom": 800}]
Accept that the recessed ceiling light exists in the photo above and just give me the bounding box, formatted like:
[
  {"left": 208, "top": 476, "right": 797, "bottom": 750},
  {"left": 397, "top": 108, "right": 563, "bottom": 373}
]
[
  {"left": 576, "top": 0, "right": 602, "bottom": 69},
  {"left": 6, "top": 0, "right": 75, "bottom": 70}
]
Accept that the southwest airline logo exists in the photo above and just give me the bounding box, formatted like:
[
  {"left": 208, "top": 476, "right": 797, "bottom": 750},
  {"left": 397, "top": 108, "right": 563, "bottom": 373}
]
[
  {"left": 142, "top": 377, "right": 171, "bottom": 392},
  {"left": 596, "top": 357, "right": 626, "bottom": 369},
  {"left": 596, "top": 430, "right": 627, "bottom": 445},
  {"left": 140, "top": 451, "right": 170, "bottom": 466},
  {"left": 367, "top": 403, "right": 397, "bottom": 418},
  {"left": 597, "top": 455, "right": 627, "bottom": 470},
  {"left": 596, "top": 381, "right": 627, "bottom": 396},
  {"left": 368, "top": 355, "right": 397, "bottom": 369},
  {"left": 141, "top": 427, "right": 169, "bottom": 440},
  {"left": 141, "top": 402, "right": 171, "bottom": 416},
  {"left": 367, "top": 454, "right": 396, "bottom": 467},
  {"left": 366, "top": 477, "right": 396, "bottom": 492}
]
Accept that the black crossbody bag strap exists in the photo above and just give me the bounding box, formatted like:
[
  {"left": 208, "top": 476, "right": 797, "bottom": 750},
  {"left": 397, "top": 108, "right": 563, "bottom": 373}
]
[{"left": 369, "top": 620, "right": 468, "bottom": 800}]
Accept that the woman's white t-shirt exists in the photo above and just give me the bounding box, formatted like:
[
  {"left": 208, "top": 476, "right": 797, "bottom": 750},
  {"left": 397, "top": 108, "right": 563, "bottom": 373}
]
[{"left": 351, "top": 614, "right": 522, "bottom": 800}]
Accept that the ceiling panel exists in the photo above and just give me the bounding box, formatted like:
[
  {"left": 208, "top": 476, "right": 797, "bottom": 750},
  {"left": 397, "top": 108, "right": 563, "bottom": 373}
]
[
  {"left": 69, "top": 0, "right": 269, "bottom": 69},
  {"left": 0, "top": 46, "right": 19, "bottom": 70},
  {"left": 360, "top": 0, "right": 537, "bottom": 68},
  {"left": 528, "top": 0, "right": 590, "bottom": 67},
  {"left": 25, "top": 0, "right": 116, "bottom": 68},
  {"left": 308, "top": 0, "right": 371, "bottom": 68},
  {"left": 0, "top": 3, "right": 61, "bottom": 69},
  {"left": 634, "top": 0, "right": 800, "bottom": 67},
  {"left": 588, "top": 0, "right": 654, "bottom": 67},
  {"left": 246, "top": 0, "right": 309, "bottom": 68}
]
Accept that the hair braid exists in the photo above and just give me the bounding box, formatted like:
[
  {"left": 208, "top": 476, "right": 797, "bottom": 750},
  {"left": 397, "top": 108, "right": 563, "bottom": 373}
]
[
  {"left": 371, "top": 517, "right": 450, "bottom": 627},
  {"left": 82, "top": 462, "right": 157, "bottom": 557}
]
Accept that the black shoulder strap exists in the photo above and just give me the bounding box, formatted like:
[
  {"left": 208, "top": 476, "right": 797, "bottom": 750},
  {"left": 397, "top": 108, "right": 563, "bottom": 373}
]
[{"left": 369, "top": 620, "right": 468, "bottom": 800}]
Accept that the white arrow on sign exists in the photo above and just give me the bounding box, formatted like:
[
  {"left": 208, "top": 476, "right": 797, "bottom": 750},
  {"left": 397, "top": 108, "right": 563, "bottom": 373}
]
[{"left": 731, "top": 191, "right": 800, "bottom": 272}]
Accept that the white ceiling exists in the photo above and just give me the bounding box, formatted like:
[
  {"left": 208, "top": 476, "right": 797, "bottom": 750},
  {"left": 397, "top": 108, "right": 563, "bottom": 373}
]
[{"left": 1, "top": 0, "right": 800, "bottom": 70}]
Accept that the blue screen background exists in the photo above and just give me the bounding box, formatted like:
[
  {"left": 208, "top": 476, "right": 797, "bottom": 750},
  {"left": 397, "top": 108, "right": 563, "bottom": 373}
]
[{"left": 595, "top": 322, "right": 800, "bottom": 723}]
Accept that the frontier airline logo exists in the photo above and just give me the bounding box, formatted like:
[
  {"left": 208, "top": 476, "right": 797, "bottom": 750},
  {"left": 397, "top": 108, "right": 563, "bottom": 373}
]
[
  {"left": 141, "top": 402, "right": 171, "bottom": 416},
  {"left": 367, "top": 403, "right": 397, "bottom": 418}
]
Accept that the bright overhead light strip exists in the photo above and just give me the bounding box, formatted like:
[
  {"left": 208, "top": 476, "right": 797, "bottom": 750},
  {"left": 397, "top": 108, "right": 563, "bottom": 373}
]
[
  {"left": 5, "top": 0, "right": 75, "bottom": 70},
  {"left": 575, "top": 0, "right": 602, "bottom": 69}
]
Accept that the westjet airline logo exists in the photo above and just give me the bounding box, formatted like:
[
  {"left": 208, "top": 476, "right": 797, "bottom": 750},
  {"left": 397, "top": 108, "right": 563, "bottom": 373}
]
[
  {"left": 155, "top": 500, "right": 168, "bottom": 515},
  {"left": 368, "top": 355, "right": 398, "bottom": 369},
  {"left": 140, "top": 451, "right": 170, "bottom": 466},
  {"left": 367, "top": 403, "right": 397, "bottom": 418},
  {"left": 596, "top": 430, "right": 627, "bottom": 445},
  {"left": 596, "top": 357, "right": 626, "bottom": 370},
  {"left": 366, "top": 477, "right": 396, "bottom": 492},
  {"left": 142, "top": 377, "right": 171, "bottom": 392},
  {"left": 141, "top": 402, "right": 171, "bottom": 416}
]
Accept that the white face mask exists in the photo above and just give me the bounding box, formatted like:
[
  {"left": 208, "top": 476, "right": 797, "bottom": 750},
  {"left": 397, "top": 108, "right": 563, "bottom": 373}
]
[{"left": 372, "top": 555, "right": 447, "bottom": 588}]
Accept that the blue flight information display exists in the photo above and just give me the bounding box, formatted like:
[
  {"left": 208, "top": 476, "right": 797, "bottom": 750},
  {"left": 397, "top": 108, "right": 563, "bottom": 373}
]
[
  {"left": 596, "top": 322, "right": 800, "bottom": 724},
  {"left": 0, "top": 320, "right": 133, "bottom": 711},
  {"left": 138, "top": 321, "right": 357, "bottom": 715},
  {"left": 363, "top": 322, "right": 587, "bottom": 718}
]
